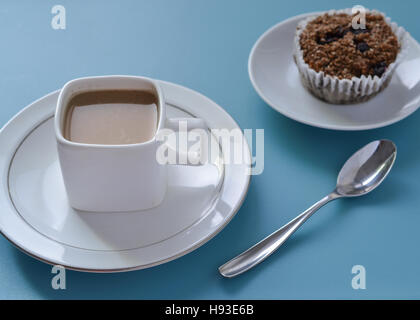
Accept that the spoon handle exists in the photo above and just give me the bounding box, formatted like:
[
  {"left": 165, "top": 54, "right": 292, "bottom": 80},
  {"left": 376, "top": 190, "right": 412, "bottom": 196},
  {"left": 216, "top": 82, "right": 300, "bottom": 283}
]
[{"left": 219, "top": 192, "right": 340, "bottom": 278}]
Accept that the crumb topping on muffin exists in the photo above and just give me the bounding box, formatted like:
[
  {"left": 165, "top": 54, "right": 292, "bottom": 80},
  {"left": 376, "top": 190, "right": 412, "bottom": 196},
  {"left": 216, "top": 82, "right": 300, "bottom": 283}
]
[{"left": 299, "top": 13, "right": 400, "bottom": 79}]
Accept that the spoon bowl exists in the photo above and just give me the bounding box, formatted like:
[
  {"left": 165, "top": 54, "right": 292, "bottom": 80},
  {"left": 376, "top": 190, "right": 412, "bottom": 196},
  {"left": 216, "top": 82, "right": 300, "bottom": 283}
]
[{"left": 336, "top": 140, "right": 397, "bottom": 197}]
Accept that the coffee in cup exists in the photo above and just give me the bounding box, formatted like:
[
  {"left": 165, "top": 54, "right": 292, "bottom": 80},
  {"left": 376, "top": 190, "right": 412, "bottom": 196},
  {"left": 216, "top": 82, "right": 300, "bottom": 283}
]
[{"left": 63, "top": 90, "right": 158, "bottom": 145}]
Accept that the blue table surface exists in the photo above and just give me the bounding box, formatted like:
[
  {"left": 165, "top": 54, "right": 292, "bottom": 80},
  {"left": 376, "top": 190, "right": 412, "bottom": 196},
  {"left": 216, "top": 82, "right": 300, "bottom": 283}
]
[{"left": 1, "top": 0, "right": 420, "bottom": 300}]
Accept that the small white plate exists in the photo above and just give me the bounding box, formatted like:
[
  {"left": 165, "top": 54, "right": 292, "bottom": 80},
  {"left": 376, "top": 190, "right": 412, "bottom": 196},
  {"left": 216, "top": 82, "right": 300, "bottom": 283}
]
[
  {"left": 249, "top": 12, "right": 420, "bottom": 131},
  {"left": 0, "top": 81, "right": 251, "bottom": 272}
]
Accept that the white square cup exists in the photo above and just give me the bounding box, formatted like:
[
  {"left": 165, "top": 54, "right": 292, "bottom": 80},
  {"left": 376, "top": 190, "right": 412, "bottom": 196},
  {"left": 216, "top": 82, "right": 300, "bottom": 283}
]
[{"left": 55, "top": 75, "right": 206, "bottom": 212}]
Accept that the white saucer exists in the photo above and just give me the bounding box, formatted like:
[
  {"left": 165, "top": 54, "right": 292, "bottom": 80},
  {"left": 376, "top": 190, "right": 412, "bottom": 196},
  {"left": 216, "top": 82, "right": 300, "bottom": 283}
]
[
  {"left": 249, "top": 12, "right": 420, "bottom": 131},
  {"left": 0, "top": 81, "right": 251, "bottom": 272}
]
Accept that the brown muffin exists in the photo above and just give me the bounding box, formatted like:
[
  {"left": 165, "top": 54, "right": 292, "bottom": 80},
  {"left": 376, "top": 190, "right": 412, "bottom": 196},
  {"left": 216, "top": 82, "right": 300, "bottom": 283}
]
[
  {"left": 293, "top": 9, "right": 408, "bottom": 104},
  {"left": 299, "top": 13, "right": 399, "bottom": 79}
]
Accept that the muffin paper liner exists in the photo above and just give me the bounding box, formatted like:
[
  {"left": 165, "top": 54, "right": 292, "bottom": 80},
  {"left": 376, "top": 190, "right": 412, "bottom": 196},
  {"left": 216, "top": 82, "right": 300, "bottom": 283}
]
[{"left": 293, "top": 8, "right": 410, "bottom": 104}]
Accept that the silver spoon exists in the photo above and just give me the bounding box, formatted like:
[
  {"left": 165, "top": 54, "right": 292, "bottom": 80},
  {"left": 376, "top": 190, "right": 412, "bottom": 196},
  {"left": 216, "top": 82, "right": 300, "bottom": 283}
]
[{"left": 219, "top": 140, "right": 397, "bottom": 278}]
